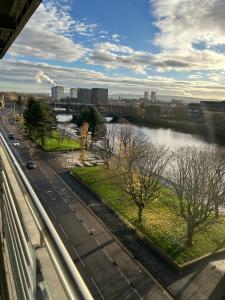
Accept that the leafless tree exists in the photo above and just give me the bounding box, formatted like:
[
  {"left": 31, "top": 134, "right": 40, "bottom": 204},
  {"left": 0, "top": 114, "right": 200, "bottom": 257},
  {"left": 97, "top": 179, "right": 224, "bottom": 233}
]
[
  {"left": 121, "top": 133, "right": 171, "bottom": 223},
  {"left": 116, "top": 124, "right": 135, "bottom": 168},
  {"left": 207, "top": 148, "right": 225, "bottom": 218},
  {"left": 98, "top": 124, "right": 118, "bottom": 168},
  {"left": 170, "top": 146, "right": 216, "bottom": 247}
]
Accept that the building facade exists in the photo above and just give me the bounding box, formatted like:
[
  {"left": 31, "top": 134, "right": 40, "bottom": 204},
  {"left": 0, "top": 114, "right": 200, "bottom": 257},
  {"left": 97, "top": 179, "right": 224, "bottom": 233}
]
[
  {"left": 151, "top": 91, "right": 156, "bottom": 102},
  {"left": 51, "top": 86, "right": 64, "bottom": 101},
  {"left": 70, "top": 88, "right": 77, "bottom": 98},
  {"left": 77, "top": 88, "right": 92, "bottom": 104},
  {"left": 91, "top": 88, "right": 108, "bottom": 105},
  {"left": 144, "top": 91, "right": 150, "bottom": 101}
]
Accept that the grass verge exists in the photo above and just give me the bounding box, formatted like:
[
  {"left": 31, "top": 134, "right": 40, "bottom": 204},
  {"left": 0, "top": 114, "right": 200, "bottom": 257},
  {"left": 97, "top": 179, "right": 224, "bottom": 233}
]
[
  {"left": 72, "top": 165, "right": 225, "bottom": 264},
  {"left": 36, "top": 131, "right": 80, "bottom": 152}
]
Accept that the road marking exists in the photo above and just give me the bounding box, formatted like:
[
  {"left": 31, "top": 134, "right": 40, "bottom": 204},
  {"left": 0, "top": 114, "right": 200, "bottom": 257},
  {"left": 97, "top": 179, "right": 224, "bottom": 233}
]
[
  {"left": 59, "top": 224, "right": 68, "bottom": 239},
  {"left": 46, "top": 190, "right": 52, "bottom": 193},
  {"left": 34, "top": 183, "right": 40, "bottom": 191},
  {"left": 72, "top": 246, "right": 86, "bottom": 267},
  {"left": 93, "top": 237, "right": 142, "bottom": 299},
  {"left": 90, "top": 277, "right": 105, "bottom": 300},
  {"left": 49, "top": 208, "right": 56, "bottom": 219}
]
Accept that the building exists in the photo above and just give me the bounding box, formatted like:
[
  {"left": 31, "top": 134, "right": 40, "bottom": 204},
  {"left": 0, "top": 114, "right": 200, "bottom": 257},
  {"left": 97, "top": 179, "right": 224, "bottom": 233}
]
[
  {"left": 51, "top": 86, "right": 64, "bottom": 101},
  {"left": 151, "top": 91, "right": 156, "bottom": 102},
  {"left": 91, "top": 88, "right": 108, "bottom": 105},
  {"left": 0, "top": 94, "right": 5, "bottom": 109},
  {"left": 77, "top": 88, "right": 92, "bottom": 104},
  {"left": 144, "top": 91, "right": 150, "bottom": 101},
  {"left": 70, "top": 88, "right": 77, "bottom": 98}
]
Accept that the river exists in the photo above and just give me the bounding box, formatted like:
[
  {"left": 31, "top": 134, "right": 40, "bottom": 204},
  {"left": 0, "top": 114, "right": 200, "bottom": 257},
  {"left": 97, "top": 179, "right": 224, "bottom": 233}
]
[{"left": 57, "top": 114, "right": 216, "bottom": 150}]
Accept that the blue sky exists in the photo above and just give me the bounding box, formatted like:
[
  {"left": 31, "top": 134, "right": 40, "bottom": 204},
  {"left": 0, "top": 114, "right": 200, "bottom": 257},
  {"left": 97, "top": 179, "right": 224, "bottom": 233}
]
[{"left": 1, "top": 0, "right": 225, "bottom": 99}]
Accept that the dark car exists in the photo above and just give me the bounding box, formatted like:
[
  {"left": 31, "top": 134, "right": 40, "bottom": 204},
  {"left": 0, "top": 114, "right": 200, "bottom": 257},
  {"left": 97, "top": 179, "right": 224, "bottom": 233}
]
[
  {"left": 8, "top": 133, "right": 15, "bottom": 140},
  {"left": 27, "top": 160, "right": 37, "bottom": 169}
]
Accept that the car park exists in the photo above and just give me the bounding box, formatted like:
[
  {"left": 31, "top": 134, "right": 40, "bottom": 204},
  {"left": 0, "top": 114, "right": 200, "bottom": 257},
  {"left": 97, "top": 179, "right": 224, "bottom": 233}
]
[{"left": 27, "top": 160, "right": 37, "bottom": 169}]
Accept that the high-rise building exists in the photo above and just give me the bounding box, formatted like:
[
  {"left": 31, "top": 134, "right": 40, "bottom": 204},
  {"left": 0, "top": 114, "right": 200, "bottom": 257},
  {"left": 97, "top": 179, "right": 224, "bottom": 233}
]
[
  {"left": 91, "top": 88, "right": 108, "bottom": 105},
  {"left": 77, "top": 88, "right": 92, "bottom": 104},
  {"left": 144, "top": 91, "right": 150, "bottom": 100},
  {"left": 51, "top": 86, "right": 64, "bottom": 101},
  {"left": 70, "top": 88, "right": 77, "bottom": 98},
  {"left": 151, "top": 91, "right": 156, "bottom": 102}
]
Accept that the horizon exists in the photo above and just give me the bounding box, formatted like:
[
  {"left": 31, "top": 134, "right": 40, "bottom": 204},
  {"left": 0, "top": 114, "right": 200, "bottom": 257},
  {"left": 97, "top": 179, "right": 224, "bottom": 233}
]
[{"left": 1, "top": 0, "right": 225, "bottom": 100}]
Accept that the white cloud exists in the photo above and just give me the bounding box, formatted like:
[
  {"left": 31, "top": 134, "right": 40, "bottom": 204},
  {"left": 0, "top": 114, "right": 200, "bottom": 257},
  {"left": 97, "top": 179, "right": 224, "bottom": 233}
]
[
  {"left": 151, "top": 0, "right": 225, "bottom": 50},
  {"left": 1, "top": 59, "right": 225, "bottom": 99},
  {"left": 154, "top": 49, "right": 225, "bottom": 71},
  {"left": 85, "top": 42, "right": 152, "bottom": 74},
  {"left": 112, "top": 34, "right": 121, "bottom": 42},
  {"left": 74, "top": 21, "right": 97, "bottom": 36},
  {"left": 8, "top": 2, "right": 89, "bottom": 62},
  {"left": 100, "top": 30, "right": 109, "bottom": 35},
  {"left": 148, "top": 0, "right": 225, "bottom": 74}
]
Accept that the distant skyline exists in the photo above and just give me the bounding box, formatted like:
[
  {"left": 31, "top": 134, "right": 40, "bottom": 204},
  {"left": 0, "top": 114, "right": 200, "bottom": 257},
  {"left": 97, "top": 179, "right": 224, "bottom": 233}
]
[{"left": 1, "top": 0, "right": 225, "bottom": 100}]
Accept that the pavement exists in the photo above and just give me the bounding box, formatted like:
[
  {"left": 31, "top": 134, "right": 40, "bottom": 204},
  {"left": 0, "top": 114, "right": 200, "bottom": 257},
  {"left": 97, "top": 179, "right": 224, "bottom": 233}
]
[{"left": 0, "top": 112, "right": 172, "bottom": 300}]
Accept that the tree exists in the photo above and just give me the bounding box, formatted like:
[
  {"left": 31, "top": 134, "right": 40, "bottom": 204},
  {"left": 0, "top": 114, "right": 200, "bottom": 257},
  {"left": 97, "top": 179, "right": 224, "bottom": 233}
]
[
  {"left": 98, "top": 124, "right": 117, "bottom": 168},
  {"left": 170, "top": 147, "right": 215, "bottom": 247},
  {"left": 120, "top": 132, "right": 170, "bottom": 223},
  {"left": 16, "top": 95, "right": 24, "bottom": 107},
  {"left": 23, "top": 97, "right": 55, "bottom": 145},
  {"left": 77, "top": 106, "right": 106, "bottom": 145},
  {"left": 79, "top": 122, "right": 90, "bottom": 161},
  {"left": 116, "top": 124, "right": 134, "bottom": 168},
  {"left": 207, "top": 148, "right": 225, "bottom": 218}
]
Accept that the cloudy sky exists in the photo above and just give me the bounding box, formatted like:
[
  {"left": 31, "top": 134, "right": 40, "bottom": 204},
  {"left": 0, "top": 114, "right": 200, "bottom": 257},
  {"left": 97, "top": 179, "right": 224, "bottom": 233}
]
[{"left": 1, "top": 0, "right": 225, "bottom": 99}]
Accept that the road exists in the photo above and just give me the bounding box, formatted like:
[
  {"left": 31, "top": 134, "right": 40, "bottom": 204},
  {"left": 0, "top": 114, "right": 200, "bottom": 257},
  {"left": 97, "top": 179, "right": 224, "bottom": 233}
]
[{"left": 0, "top": 113, "right": 172, "bottom": 300}]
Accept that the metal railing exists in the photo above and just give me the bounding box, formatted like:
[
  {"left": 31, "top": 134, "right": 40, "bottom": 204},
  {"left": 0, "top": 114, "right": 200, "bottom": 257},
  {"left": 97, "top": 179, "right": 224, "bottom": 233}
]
[{"left": 0, "top": 132, "right": 93, "bottom": 300}]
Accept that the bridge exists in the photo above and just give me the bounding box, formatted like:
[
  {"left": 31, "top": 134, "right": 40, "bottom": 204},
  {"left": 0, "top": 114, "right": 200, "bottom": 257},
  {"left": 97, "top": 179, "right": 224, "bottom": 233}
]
[
  {"left": 52, "top": 102, "right": 94, "bottom": 115},
  {"left": 52, "top": 102, "right": 131, "bottom": 121}
]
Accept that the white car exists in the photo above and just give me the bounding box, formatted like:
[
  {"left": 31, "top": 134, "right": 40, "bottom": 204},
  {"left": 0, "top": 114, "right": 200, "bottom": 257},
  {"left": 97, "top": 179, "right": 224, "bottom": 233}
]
[{"left": 13, "top": 140, "right": 19, "bottom": 146}]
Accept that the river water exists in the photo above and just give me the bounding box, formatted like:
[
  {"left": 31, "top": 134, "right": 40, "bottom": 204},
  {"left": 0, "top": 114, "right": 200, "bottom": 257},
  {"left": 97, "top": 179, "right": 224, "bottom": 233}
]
[{"left": 57, "top": 114, "right": 215, "bottom": 150}]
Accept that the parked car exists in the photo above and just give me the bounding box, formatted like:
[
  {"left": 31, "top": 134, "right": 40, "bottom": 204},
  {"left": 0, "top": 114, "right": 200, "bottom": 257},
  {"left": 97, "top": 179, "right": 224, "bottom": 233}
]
[
  {"left": 27, "top": 160, "right": 37, "bottom": 169},
  {"left": 13, "top": 140, "right": 19, "bottom": 146},
  {"left": 8, "top": 133, "right": 15, "bottom": 140}
]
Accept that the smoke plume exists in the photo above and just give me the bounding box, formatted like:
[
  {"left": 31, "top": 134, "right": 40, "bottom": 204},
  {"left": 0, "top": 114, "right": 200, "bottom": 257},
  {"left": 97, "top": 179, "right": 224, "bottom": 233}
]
[{"left": 35, "top": 71, "right": 56, "bottom": 86}]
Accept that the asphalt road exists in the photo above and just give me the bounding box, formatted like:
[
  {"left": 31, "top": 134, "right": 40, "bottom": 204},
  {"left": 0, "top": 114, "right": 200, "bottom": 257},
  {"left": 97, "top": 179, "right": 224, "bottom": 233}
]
[{"left": 0, "top": 113, "right": 172, "bottom": 300}]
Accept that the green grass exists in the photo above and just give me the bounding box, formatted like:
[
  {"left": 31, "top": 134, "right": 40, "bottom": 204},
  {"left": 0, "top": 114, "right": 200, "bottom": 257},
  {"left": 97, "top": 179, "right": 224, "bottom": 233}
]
[
  {"left": 72, "top": 166, "right": 225, "bottom": 264},
  {"left": 37, "top": 131, "right": 80, "bottom": 152}
]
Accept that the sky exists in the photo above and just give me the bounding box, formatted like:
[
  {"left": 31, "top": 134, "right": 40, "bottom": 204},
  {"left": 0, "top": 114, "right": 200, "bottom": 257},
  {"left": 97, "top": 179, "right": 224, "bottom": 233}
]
[{"left": 1, "top": 0, "right": 225, "bottom": 99}]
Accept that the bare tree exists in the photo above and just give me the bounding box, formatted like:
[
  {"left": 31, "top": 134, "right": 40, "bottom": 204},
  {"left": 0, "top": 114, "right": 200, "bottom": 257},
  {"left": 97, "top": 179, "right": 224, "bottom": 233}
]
[
  {"left": 171, "top": 147, "right": 215, "bottom": 247},
  {"left": 98, "top": 124, "right": 118, "bottom": 168},
  {"left": 116, "top": 125, "right": 134, "bottom": 168},
  {"left": 207, "top": 148, "right": 225, "bottom": 218},
  {"left": 121, "top": 133, "right": 170, "bottom": 223}
]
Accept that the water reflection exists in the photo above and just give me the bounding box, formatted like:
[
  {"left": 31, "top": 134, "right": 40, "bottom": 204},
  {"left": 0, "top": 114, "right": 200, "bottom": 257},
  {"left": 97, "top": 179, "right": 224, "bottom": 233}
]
[
  {"left": 108, "top": 124, "right": 215, "bottom": 150},
  {"left": 56, "top": 114, "right": 73, "bottom": 123}
]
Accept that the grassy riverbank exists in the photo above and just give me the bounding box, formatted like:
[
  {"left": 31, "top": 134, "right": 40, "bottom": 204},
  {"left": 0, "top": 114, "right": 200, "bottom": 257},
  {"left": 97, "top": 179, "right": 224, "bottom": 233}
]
[{"left": 72, "top": 165, "right": 225, "bottom": 264}]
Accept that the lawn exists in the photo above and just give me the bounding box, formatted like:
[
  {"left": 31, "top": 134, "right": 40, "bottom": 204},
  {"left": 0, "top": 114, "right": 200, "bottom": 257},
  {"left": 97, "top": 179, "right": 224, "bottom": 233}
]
[
  {"left": 37, "top": 130, "right": 80, "bottom": 152},
  {"left": 72, "top": 165, "right": 225, "bottom": 264}
]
